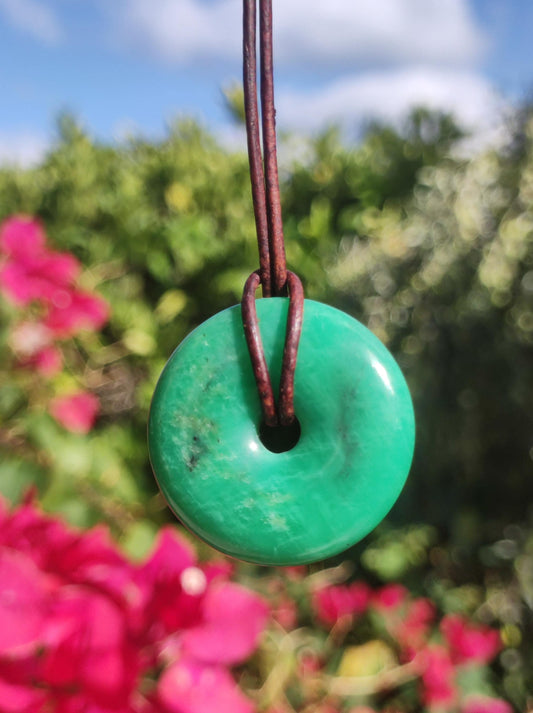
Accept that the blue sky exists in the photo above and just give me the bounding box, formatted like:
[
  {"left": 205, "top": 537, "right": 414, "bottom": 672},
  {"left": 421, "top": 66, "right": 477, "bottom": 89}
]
[{"left": 0, "top": 0, "right": 532, "bottom": 164}]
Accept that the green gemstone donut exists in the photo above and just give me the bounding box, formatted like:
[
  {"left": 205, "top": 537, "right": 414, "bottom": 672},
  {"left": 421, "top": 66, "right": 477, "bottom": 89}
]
[{"left": 148, "top": 299, "right": 415, "bottom": 565}]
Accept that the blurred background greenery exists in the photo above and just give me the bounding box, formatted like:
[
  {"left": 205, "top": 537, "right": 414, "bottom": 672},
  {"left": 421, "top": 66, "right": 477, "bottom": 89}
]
[{"left": 1, "top": 103, "right": 532, "bottom": 705}]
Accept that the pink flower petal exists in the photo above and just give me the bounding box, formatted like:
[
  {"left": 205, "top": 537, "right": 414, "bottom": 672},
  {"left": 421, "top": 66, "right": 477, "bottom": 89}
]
[
  {"left": 392, "top": 597, "right": 436, "bottom": 656},
  {"left": 39, "top": 251, "right": 80, "bottom": 285},
  {"left": 140, "top": 527, "right": 196, "bottom": 584},
  {"left": 63, "top": 527, "right": 140, "bottom": 609},
  {"left": 42, "top": 586, "right": 139, "bottom": 707},
  {"left": 312, "top": 582, "right": 371, "bottom": 626},
  {"left": 372, "top": 584, "right": 408, "bottom": 611},
  {"left": 0, "top": 677, "right": 47, "bottom": 713},
  {"left": 50, "top": 391, "right": 100, "bottom": 433},
  {"left": 181, "top": 582, "right": 268, "bottom": 665},
  {"left": 462, "top": 697, "right": 513, "bottom": 713},
  {"left": 420, "top": 645, "right": 456, "bottom": 708},
  {"left": 0, "top": 216, "right": 46, "bottom": 260},
  {"left": 138, "top": 529, "right": 202, "bottom": 637},
  {"left": 0, "top": 549, "right": 55, "bottom": 655},
  {"left": 0, "top": 253, "right": 80, "bottom": 307},
  {"left": 202, "top": 559, "right": 234, "bottom": 584},
  {"left": 0, "top": 262, "right": 44, "bottom": 306},
  {"left": 44, "top": 290, "right": 108, "bottom": 337},
  {"left": 25, "top": 345, "right": 63, "bottom": 376},
  {"left": 0, "top": 503, "right": 136, "bottom": 610},
  {"left": 0, "top": 499, "right": 80, "bottom": 572},
  {"left": 158, "top": 659, "right": 254, "bottom": 713},
  {"left": 440, "top": 615, "right": 501, "bottom": 665},
  {"left": 271, "top": 593, "right": 298, "bottom": 630}
]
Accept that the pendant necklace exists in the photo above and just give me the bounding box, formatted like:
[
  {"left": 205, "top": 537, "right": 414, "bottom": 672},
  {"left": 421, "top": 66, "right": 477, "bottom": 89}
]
[{"left": 148, "top": 0, "right": 415, "bottom": 565}]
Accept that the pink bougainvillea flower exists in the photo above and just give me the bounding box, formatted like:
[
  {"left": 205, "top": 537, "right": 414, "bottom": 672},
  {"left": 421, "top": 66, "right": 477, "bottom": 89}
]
[
  {"left": 371, "top": 583, "right": 408, "bottom": 611},
  {"left": 312, "top": 582, "right": 371, "bottom": 626},
  {"left": 139, "top": 527, "right": 268, "bottom": 672},
  {"left": 44, "top": 289, "right": 109, "bottom": 337},
  {"left": 440, "top": 614, "right": 501, "bottom": 665},
  {"left": 157, "top": 658, "right": 254, "bottom": 713},
  {"left": 271, "top": 593, "right": 298, "bottom": 630},
  {"left": 0, "top": 677, "right": 47, "bottom": 713},
  {"left": 8, "top": 322, "right": 62, "bottom": 376},
  {"left": 419, "top": 645, "right": 456, "bottom": 708},
  {"left": 394, "top": 597, "right": 436, "bottom": 657},
  {"left": 0, "top": 497, "right": 78, "bottom": 564},
  {"left": 0, "top": 497, "right": 75, "bottom": 572},
  {"left": 41, "top": 586, "right": 139, "bottom": 709},
  {"left": 202, "top": 558, "right": 235, "bottom": 584},
  {"left": 0, "top": 499, "right": 140, "bottom": 622},
  {"left": 28, "top": 345, "right": 63, "bottom": 376},
  {"left": 462, "top": 697, "right": 513, "bottom": 713},
  {"left": 141, "top": 527, "right": 197, "bottom": 578},
  {"left": 0, "top": 216, "right": 46, "bottom": 260},
  {"left": 137, "top": 528, "right": 202, "bottom": 638},
  {"left": 0, "top": 548, "right": 56, "bottom": 657},
  {"left": 0, "top": 217, "right": 109, "bottom": 345},
  {"left": 58, "top": 526, "right": 139, "bottom": 605},
  {"left": 16, "top": 344, "right": 62, "bottom": 377},
  {"left": 181, "top": 581, "right": 269, "bottom": 666},
  {"left": 50, "top": 391, "right": 100, "bottom": 433},
  {"left": 0, "top": 500, "right": 268, "bottom": 713},
  {"left": 0, "top": 252, "right": 80, "bottom": 307}
]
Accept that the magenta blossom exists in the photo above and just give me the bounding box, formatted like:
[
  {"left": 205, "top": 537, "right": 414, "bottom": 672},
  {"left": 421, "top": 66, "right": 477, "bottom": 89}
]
[
  {"left": 158, "top": 658, "right": 254, "bottom": 713},
  {"left": 388, "top": 597, "right": 436, "bottom": 661},
  {"left": 419, "top": 645, "right": 457, "bottom": 708},
  {"left": 44, "top": 289, "right": 109, "bottom": 338},
  {"left": 440, "top": 614, "right": 501, "bottom": 665},
  {"left": 27, "top": 344, "right": 63, "bottom": 376},
  {"left": 0, "top": 216, "right": 109, "bottom": 403},
  {"left": 50, "top": 391, "right": 100, "bottom": 434},
  {"left": 0, "top": 217, "right": 80, "bottom": 309},
  {"left": 312, "top": 582, "right": 371, "bottom": 626},
  {"left": 0, "top": 500, "right": 269, "bottom": 713},
  {"left": 462, "top": 697, "right": 513, "bottom": 713},
  {"left": 371, "top": 583, "right": 408, "bottom": 611},
  {"left": 0, "top": 216, "right": 47, "bottom": 260}
]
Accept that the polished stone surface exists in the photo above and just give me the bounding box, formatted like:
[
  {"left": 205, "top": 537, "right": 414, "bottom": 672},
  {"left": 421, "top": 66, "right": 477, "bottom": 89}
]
[{"left": 148, "top": 299, "right": 415, "bottom": 565}]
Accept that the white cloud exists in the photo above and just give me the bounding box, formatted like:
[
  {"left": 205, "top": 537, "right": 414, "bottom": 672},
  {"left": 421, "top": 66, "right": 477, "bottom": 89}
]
[
  {"left": 0, "top": 131, "right": 49, "bottom": 167},
  {"left": 113, "top": 0, "right": 486, "bottom": 69},
  {"left": 113, "top": 0, "right": 238, "bottom": 64},
  {"left": 275, "top": 0, "right": 486, "bottom": 68},
  {"left": 276, "top": 67, "right": 506, "bottom": 139},
  {"left": 0, "top": 0, "right": 63, "bottom": 44}
]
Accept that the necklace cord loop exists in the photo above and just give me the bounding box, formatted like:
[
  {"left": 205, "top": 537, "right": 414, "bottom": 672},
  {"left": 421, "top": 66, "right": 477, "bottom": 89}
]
[{"left": 242, "top": 270, "right": 304, "bottom": 427}]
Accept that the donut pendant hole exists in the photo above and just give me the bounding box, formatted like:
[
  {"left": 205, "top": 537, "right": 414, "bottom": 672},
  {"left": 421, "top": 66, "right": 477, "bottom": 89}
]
[{"left": 259, "top": 417, "right": 301, "bottom": 453}]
